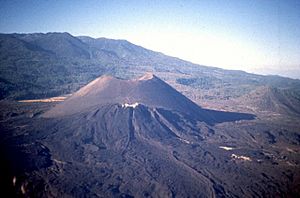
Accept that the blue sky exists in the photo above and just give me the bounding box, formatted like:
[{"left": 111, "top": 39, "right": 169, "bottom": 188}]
[{"left": 1, "top": 0, "right": 300, "bottom": 78}]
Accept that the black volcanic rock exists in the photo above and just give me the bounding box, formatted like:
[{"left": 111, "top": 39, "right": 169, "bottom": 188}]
[
  {"left": 0, "top": 75, "right": 298, "bottom": 197},
  {"left": 1, "top": 32, "right": 299, "bottom": 197},
  {"left": 21, "top": 74, "right": 222, "bottom": 197},
  {"left": 30, "top": 75, "right": 229, "bottom": 197}
]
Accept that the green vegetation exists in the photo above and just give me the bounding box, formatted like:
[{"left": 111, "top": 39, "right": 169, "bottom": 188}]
[{"left": 1, "top": 32, "right": 300, "bottom": 103}]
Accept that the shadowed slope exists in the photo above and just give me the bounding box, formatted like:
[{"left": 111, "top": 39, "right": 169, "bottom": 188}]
[{"left": 23, "top": 101, "right": 218, "bottom": 197}]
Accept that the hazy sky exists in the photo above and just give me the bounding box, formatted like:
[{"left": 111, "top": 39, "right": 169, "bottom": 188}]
[{"left": 1, "top": 0, "right": 300, "bottom": 78}]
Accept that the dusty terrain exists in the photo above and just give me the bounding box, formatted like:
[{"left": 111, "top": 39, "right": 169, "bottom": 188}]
[
  {"left": 1, "top": 32, "right": 300, "bottom": 197},
  {"left": 1, "top": 74, "right": 300, "bottom": 197}
]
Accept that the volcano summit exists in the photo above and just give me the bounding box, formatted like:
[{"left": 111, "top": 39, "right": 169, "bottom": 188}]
[
  {"left": 43, "top": 73, "right": 253, "bottom": 124},
  {"left": 43, "top": 73, "right": 209, "bottom": 119}
]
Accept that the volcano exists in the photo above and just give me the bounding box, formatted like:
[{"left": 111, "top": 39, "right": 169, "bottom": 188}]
[
  {"left": 43, "top": 73, "right": 252, "bottom": 124},
  {"left": 43, "top": 73, "right": 212, "bottom": 120},
  {"left": 42, "top": 73, "right": 225, "bottom": 155},
  {"left": 2, "top": 74, "right": 262, "bottom": 197},
  {"left": 19, "top": 73, "right": 255, "bottom": 197},
  {"left": 1, "top": 33, "right": 300, "bottom": 197}
]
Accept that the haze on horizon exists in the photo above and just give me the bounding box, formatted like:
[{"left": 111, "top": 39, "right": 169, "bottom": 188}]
[{"left": 1, "top": 0, "right": 300, "bottom": 79}]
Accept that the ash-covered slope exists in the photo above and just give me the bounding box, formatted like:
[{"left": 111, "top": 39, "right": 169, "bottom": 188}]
[
  {"left": 43, "top": 73, "right": 254, "bottom": 124},
  {"left": 27, "top": 74, "right": 254, "bottom": 197},
  {"left": 43, "top": 73, "right": 216, "bottom": 122},
  {"left": 27, "top": 74, "right": 226, "bottom": 197},
  {"left": 3, "top": 75, "right": 298, "bottom": 198}
]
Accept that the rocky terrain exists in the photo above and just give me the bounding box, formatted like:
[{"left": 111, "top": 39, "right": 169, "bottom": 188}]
[{"left": 0, "top": 32, "right": 300, "bottom": 197}]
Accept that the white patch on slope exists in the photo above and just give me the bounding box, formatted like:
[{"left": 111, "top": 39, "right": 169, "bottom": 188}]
[
  {"left": 12, "top": 176, "right": 16, "bottom": 186},
  {"left": 179, "top": 138, "right": 191, "bottom": 144},
  {"left": 138, "top": 73, "right": 154, "bottom": 80},
  {"left": 53, "top": 158, "right": 67, "bottom": 165},
  {"left": 122, "top": 102, "right": 139, "bottom": 108},
  {"left": 286, "top": 147, "right": 296, "bottom": 153},
  {"left": 21, "top": 184, "right": 26, "bottom": 194},
  {"left": 219, "top": 146, "right": 234, "bottom": 151},
  {"left": 231, "top": 154, "right": 252, "bottom": 161}
]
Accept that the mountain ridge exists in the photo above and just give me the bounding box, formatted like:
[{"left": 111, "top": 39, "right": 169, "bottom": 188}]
[
  {"left": 0, "top": 32, "right": 300, "bottom": 197},
  {"left": 1, "top": 32, "right": 300, "bottom": 108}
]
